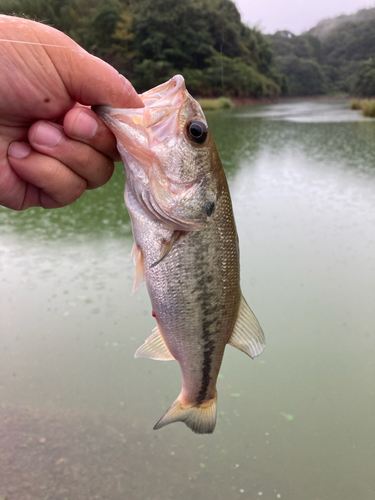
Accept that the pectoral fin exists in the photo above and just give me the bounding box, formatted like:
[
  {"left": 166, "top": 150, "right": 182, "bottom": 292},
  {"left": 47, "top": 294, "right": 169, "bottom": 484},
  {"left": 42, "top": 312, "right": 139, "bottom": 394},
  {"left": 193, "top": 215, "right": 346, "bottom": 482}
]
[
  {"left": 131, "top": 243, "right": 145, "bottom": 294},
  {"left": 150, "top": 231, "right": 184, "bottom": 268},
  {"left": 229, "top": 295, "right": 265, "bottom": 359},
  {"left": 134, "top": 325, "right": 175, "bottom": 361}
]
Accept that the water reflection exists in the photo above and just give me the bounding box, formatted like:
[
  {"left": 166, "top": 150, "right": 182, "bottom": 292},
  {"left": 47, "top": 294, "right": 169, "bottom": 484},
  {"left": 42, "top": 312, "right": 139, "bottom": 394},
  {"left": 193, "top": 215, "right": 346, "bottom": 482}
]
[
  {"left": 1, "top": 99, "right": 375, "bottom": 500},
  {"left": 236, "top": 98, "right": 372, "bottom": 123},
  {"left": 205, "top": 110, "right": 263, "bottom": 177},
  {"left": 0, "top": 166, "right": 131, "bottom": 241}
]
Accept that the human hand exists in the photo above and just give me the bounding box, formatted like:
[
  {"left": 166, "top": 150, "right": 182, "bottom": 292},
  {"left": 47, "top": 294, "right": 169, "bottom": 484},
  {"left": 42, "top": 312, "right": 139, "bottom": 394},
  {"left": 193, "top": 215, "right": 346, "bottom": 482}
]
[{"left": 0, "top": 15, "right": 143, "bottom": 210}]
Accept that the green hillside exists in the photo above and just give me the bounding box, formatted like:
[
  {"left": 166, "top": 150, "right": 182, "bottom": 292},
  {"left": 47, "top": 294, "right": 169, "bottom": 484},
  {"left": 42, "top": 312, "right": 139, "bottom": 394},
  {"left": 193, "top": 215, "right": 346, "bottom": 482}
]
[
  {"left": 267, "top": 8, "right": 375, "bottom": 96},
  {"left": 3, "top": 0, "right": 374, "bottom": 98},
  {"left": 0, "top": 0, "right": 285, "bottom": 98},
  {"left": 307, "top": 7, "right": 375, "bottom": 41}
]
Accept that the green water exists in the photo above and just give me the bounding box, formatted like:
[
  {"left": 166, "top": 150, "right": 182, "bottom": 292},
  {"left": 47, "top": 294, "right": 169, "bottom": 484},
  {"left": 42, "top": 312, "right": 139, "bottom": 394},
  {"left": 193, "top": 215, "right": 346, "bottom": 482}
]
[{"left": 1, "top": 99, "right": 374, "bottom": 499}]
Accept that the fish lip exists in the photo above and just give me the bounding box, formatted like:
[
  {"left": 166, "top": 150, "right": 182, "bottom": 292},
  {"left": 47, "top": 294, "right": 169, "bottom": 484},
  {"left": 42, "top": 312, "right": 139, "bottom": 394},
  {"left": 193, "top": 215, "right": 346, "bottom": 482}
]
[
  {"left": 93, "top": 75, "right": 185, "bottom": 119},
  {"left": 92, "top": 104, "right": 109, "bottom": 118},
  {"left": 141, "top": 75, "right": 185, "bottom": 106}
]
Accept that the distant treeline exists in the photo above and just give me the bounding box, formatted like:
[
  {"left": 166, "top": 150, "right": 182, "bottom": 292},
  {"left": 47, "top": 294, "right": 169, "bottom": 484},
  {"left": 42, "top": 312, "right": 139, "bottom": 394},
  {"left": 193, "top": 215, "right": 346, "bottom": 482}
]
[
  {"left": 267, "top": 8, "right": 375, "bottom": 97},
  {"left": 1, "top": 0, "right": 286, "bottom": 98},
  {"left": 3, "top": 0, "right": 375, "bottom": 98}
]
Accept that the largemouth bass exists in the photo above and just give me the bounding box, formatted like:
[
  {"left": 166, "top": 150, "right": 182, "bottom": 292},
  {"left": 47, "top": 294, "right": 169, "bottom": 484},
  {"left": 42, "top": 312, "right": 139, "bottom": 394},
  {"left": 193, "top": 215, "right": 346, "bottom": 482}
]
[{"left": 94, "top": 75, "right": 265, "bottom": 434}]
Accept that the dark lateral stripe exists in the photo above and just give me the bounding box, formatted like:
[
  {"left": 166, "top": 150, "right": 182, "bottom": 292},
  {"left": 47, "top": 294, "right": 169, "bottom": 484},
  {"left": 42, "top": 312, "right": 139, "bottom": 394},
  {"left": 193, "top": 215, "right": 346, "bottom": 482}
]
[
  {"left": 195, "top": 239, "right": 219, "bottom": 404},
  {"left": 197, "top": 338, "right": 215, "bottom": 404}
]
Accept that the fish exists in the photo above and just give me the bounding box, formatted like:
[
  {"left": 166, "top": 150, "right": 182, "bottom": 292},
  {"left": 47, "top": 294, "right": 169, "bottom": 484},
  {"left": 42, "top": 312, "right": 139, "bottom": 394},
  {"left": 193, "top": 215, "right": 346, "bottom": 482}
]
[{"left": 94, "top": 75, "right": 265, "bottom": 434}]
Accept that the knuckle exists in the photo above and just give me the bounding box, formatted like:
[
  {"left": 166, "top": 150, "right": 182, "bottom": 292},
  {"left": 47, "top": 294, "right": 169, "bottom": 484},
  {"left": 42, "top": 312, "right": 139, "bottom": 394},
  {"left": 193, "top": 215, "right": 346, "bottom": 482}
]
[
  {"left": 66, "top": 177, "right": 87, "bottom": 204},
  {"left": 86, "top": 155, "right": 114, "bottom": 189},
  {"left": 42, "top": 163, "right": 87, "bottom": 207}
]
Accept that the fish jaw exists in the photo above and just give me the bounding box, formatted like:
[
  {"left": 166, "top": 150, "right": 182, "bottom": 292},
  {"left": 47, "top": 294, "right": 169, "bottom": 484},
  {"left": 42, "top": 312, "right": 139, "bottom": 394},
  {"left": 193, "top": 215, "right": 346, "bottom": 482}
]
[{"left": 94, "top": 75, "right": 218, "bottom": 232}]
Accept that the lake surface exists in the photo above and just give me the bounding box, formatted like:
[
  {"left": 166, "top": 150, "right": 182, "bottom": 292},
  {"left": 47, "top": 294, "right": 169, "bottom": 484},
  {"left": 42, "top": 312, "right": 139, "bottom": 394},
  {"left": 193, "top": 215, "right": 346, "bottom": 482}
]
[{"left": 1, "top": 99, "right": 374, "bottom": 500}]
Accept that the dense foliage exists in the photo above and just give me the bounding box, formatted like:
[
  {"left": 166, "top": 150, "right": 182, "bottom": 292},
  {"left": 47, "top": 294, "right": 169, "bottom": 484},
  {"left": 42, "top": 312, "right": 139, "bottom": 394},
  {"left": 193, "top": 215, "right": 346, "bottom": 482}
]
[
  {"left": 353, "top": 58, "right": 375, "bottom": 96},
  {"left": 1, "top": 0, "right": 284, "bottom": 97},
  {"left": 3, "top": 1, "right": 375, "bottom": 97},
  {"left": 267, "top": 8, "right": 375, "bottom": 96},
  {"left": 268, "top": 32, "right": 326, "bottom": 96}
]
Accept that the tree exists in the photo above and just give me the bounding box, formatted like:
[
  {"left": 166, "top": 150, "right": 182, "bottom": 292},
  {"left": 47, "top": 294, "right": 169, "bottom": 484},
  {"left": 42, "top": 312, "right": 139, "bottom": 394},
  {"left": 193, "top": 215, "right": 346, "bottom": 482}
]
[
  {"left": 275, "top": 55, "right": 327, "bottom": 96},
  {"left": 204, "top": 54, "right": 280, "bottom": 97},
  {"left": 132, "top": 0, "right": 214, "bottom": 72},
  {"left": 354, "top": 58, "right": 375, "bottom": 96},
  {"left": 1, "top": 0, "right": 283, "bottom": 98}
]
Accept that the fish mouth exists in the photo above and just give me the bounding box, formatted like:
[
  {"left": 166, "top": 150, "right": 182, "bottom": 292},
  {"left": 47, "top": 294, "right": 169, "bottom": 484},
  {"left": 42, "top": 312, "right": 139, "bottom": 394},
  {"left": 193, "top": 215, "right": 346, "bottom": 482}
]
[
  {"left": 93, "top": 74, "right": 204, "bottom": 149},
  {"left": 141, "top": 74, "right": 186, "bottom": 109},
  {"left": 94, "top": 76, "right": 211, "bottom": 231},
  {"left": 93, "top": 75, "right": 187, "bottom": 129},
  {"left": 92, "top": 76, "right": 189, "bottom": 164}
]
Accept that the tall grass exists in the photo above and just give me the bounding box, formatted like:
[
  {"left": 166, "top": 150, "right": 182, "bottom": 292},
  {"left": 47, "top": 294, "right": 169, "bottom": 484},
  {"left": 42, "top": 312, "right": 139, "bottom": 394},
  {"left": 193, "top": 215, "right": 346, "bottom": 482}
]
[
  {"left": 350, "top": 98, "right": 375, "bottom": 117},
  {"left": 350, "top": 99, "right": 362, "bottom": 110},
  {"left": 198, "top": 97, "right": 233, "bottom": 110},
  {"left": 361, "top": 100, "right": 375, "bottom": 117}
]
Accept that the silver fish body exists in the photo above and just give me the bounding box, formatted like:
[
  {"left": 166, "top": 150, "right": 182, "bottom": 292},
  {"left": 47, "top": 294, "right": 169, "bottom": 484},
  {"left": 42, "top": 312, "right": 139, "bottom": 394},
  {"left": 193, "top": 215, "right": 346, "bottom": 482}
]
[{"left": 95, "top": 75, "right": 265, "bottom": 434}]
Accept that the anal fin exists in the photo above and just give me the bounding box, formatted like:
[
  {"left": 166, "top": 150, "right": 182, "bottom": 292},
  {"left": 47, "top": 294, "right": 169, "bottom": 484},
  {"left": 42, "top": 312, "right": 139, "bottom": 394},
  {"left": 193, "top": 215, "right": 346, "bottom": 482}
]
[
  {"left": 228, "top": 294, "right": 265, "bottom": 359},
  {"left": 131, "top": 243, "right": 145, "bottom": 294},
  {"left": 134, "top": 325, "right": 175, "bottom": 361}
]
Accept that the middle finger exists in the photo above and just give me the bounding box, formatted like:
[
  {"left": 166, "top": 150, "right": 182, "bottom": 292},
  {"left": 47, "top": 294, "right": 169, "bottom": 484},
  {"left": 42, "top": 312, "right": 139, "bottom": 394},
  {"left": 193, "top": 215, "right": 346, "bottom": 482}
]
[{"left": 28, "top": 121, "right": 115, "bottom": 189}]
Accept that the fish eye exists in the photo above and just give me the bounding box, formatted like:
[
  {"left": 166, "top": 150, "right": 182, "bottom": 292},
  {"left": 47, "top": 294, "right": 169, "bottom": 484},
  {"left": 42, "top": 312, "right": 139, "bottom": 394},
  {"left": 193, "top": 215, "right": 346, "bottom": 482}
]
[{"left": 186, "top": 120, "right": 208, "bottom": 144}]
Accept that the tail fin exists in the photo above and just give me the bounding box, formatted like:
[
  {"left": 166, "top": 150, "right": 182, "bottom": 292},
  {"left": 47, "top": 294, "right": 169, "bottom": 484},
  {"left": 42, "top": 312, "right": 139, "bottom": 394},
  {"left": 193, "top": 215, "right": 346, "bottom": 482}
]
[{"left": 153, "top": 393, "right": 217, "bottom": 434}]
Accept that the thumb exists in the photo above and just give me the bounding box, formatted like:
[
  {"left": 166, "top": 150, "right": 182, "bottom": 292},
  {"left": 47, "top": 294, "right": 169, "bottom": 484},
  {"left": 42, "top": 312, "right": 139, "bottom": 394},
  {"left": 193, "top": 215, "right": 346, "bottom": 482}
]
[
  {"left": 9, "top": 15, "right": 144, "bottom": 109},
  {"left": 60, "top": 51, "right": 144, "bottom": 109}
]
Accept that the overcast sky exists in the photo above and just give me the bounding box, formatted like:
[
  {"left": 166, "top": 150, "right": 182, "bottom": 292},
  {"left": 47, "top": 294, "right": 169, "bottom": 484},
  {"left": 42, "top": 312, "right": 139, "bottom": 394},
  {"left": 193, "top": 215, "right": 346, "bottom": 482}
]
[{"left": 234, "top": 0, "right": 375, "bottom": 34}]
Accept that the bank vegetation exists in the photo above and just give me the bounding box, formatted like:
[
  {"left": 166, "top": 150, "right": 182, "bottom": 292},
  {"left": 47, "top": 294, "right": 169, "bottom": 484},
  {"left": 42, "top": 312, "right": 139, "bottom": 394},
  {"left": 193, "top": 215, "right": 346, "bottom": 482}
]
[{"left": 2, "top": 1, "right": 375, "bottom": 99}]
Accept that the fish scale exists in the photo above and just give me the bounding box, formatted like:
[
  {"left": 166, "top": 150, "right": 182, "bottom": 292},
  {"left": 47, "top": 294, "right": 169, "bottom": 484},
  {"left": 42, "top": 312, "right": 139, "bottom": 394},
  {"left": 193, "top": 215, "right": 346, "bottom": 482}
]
[{"left": 94, "top": 75, "right": 265, "bottom": 434}]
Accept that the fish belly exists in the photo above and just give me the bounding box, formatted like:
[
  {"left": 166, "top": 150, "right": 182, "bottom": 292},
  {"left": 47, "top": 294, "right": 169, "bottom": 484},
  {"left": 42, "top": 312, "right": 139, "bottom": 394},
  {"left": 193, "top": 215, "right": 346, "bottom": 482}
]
[{"left": 126, "top": 183, "right": 241, "bottom": 406}]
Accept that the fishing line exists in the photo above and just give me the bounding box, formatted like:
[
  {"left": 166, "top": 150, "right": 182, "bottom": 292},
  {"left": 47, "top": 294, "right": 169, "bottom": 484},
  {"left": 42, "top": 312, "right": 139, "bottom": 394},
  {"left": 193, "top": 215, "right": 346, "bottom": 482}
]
[
  {"left": 0, "top": 39, "right": 71, "bottom": 48},
  {"left": 220, "top": 0, "right": 224, "bottom": 90}
]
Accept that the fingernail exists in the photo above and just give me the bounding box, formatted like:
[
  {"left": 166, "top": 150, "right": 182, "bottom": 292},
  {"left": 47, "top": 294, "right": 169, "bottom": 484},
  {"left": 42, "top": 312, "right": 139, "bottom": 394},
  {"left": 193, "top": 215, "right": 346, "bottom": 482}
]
[
  {"left": 71, "top": 111, "right": 98, "bottom": 139},
  {"left": 8, "top": 142, "right": 32, "bottom": 159},
  {"left": 34, "top": 122, "right": 63, "bottom": 147}
]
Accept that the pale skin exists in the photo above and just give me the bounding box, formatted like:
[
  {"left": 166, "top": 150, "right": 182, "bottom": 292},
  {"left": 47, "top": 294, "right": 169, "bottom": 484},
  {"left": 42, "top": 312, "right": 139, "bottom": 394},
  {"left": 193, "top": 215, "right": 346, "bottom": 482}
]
[{"left": 0, "top": 15, "right": 143, "bottom": 210}]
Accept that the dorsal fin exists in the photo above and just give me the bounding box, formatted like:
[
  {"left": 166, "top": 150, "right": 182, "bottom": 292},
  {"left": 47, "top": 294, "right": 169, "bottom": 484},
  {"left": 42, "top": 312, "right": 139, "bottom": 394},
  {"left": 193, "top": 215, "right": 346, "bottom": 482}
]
[
  {"left": 228, "top": 295, "right": 265, "bottom": 359},
  {"left": 134, "top": 325, "right": 175, "bottom": 361}
]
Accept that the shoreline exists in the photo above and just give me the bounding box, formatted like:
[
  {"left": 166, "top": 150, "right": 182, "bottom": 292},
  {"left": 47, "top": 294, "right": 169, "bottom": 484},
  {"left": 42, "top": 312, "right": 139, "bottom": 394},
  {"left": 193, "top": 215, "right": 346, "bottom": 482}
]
[
  {"left": 196, "top": 94, "right": 353, "bottom": 108},
  {"left": 231, "top": 94, "right": 352, "bottom": 107}
]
